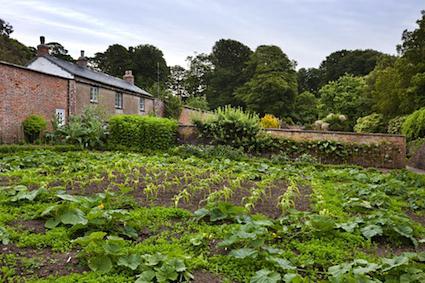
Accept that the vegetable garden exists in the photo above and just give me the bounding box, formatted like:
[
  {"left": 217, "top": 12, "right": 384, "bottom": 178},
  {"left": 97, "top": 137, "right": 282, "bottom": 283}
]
[{"left": 0, "top": 147, "right": 424, "bottom": 282}]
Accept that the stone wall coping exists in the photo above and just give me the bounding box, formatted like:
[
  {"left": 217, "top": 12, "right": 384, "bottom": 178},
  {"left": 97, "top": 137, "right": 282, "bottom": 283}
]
[
  {"left": 264, "top": 128, "right": 405, "bottom": 138},
  {"left": 178, "top": 125, "right": 405, "bottom": 139}
]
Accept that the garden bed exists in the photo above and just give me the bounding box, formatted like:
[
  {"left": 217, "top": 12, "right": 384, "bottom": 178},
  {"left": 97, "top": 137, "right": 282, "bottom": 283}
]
[{"left": 0, "top": 148, "right": 424, "bottom": 282}]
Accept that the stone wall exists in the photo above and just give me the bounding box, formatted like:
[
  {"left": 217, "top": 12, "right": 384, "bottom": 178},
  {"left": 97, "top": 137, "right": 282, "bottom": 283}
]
[
  {"left": 0, "top": 62, "right": 69, "bottom": 143},
  {"left": 177, "top": 125, "right": 406, "bottom": 169},
  {"left": 408, "top": 143, "right": 425, "bottom": 170},
  {"left": 74, "top": 79, "right": 154, "bottom": 117}
]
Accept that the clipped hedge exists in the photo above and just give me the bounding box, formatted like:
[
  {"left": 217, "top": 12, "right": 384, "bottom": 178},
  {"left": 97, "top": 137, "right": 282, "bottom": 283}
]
[{"left": 108, "top": 115, "right": 178, "bottom": 150}]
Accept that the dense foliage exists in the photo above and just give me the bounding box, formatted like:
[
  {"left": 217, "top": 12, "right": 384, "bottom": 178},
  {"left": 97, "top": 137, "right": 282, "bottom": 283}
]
[
  {"left": 193, "top": 106, "right": 261, "bottom": 149},
  {"left": 22, "top": 115, "right": 47, "bottom": 143},
  {"left": 49, "top": 107, "right": 107, "bottom": 149},
  {"left": 0, "top": 148, "right": 423, "bottom": 282},
  {"left": 387, "top": 116, "right": 407, "bottom": 135},
  {"left": 185, "top": 96, "right": 209, "bottom": 111},
  {"left": 318, "top": 75, "right": 370, "bottom": 129},
  {"left": 354, "top": 113, "right": 386, "bottom": 133},
  {"left": 402, "top": 107, "right": 425, "bottom": 141},
  {"left": 314, "top": 114, "right": 349, "bottom": 132},
  {"left": 235, "top": 45, "right": 298, "bottom": 117},
  {"left": 108, "top": 114, "right": 178, "bottom": 150}
]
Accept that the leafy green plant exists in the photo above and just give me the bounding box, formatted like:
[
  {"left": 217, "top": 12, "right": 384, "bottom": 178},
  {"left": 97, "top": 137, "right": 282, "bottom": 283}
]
[
  {"left": 0, "top": 226, "right": 9, "bottom": 245},
  {"left": 387, "top": 115, "right": 407, "bottom": 135},
  {"left": 2, "top": 185, "right": 47, "bottom": 203},
  {"left": 354, "top": 113, "right": 386, "bottom": 133},
  {"left": 402, "top": 107, "right": 425, "bottom": 140},
  {"left": 22, "top": 115, "right": 47, "bottom": 143},
  {"left": 51, "top": 106, "right": 107, "bottom": 149},
  {"left": 185, "top": 96, "right": 209, "bottom": 111},
  {"left": 194, "top": 202, "right": 247, "bottom": 223},
  {"left": 193, "top": 106, "right": 261, "bottom": 149}
]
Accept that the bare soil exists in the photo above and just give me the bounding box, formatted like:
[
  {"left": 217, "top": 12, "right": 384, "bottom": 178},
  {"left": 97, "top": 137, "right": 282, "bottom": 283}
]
[{"left": 0, "top": 245, "right": 85, "bottom": 279}]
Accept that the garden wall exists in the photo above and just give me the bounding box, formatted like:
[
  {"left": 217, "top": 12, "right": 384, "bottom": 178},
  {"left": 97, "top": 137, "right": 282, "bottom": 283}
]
[
  {"left": 178, "top": 106, "right": 211, "bottom": 125},
  {"left": 178, "top": 126, "right": 406, "bottom": 169}
]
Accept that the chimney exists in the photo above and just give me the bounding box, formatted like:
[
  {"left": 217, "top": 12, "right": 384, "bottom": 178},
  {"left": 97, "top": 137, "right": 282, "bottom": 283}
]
[
  {"left": 36, "top": 36, "right": 49, "bottom": 57},
  {"left": 76, "top": 50, "right": 88, "bottom": 67},
  {"left": 123, "top": 70, "right": 134, "bottom": 85}
]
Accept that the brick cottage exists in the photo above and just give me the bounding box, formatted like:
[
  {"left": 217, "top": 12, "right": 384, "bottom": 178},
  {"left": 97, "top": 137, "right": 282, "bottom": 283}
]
[{"left": 0, "top": 36, "right": 156, "bottom": 143}]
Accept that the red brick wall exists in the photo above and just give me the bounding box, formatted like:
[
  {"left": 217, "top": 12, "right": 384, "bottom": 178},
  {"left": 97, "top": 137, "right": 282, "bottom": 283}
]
[{"left": 0, "top": 63, "right": 69, "bottom": 143}]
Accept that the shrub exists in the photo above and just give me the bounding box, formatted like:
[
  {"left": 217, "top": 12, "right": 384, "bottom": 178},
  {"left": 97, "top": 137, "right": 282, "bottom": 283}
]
[
  {"left": 22, "top": 115, "right": 47, "bottom": 143},
  {"left": 149, "top": 84, "right": 183, "bottom": 119},
  {"left": 387, "top": 116, "right": 407, "bottom": 135},
  {"left": 402, "top": 107, "right": 425, "bottom": 140},
  {"left": 314, "top": 114, "right": 349, "bottom": 132},
  {"left": 108, "top": 115, "right": 178, "bottom": 150},
  {"left": 53, "top": 106, "right": 107, "bottom": 149},
  {"left": 260, "top": 114, "right": 280, "bottom": 128},
  {"left": 185, "top": 96, "right": 209, "bottom": 111},
  {"left": 354, "top": 113, "right": 386, "bottom": 133},
  {"left": 193, "top": 106, "right": 260, "bottom": 149}
]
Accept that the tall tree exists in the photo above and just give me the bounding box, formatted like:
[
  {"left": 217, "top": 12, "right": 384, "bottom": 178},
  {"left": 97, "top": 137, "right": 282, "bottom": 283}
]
[
  {"left": 46, "top": 42, "right": 73, "bottom": 62},
  {"left": 319, "top": 74, "right": 371, "bottom": 129},
  {"left": 91, "top": 44, "right": 131, "bottom": 75},
  {"left": 0, "top": 19, "right": 13, "bottom": 37},
  {"left": 185, "top": 53, "right": 212, "bottom": 98},
  {"left": 0, "top": 19, "right": 35, "bottom": 64},
  {"left": 168, "top": 65, "right": 188, "bottom": 97},
  {"left": 235, "top": 45, "right": 298, "bottom": 117},
  {"left": 319, "top": 49, "right": 384, "bottom": 86},
  {"left": 131, "top": 44, "right": 169, "bottom": 89},
  {"left": 368, "top": 11, "right": 425, "bottom": 117},
  {"left": 207, "top": 39, "right": 253, "bottom": 108},
  {"left": 297, "top": 67, "right": 321, "bottom": 95}
]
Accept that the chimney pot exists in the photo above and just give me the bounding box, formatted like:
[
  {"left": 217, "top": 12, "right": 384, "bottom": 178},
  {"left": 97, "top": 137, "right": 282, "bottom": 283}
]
[
  {"left": 76, "top": 50, "right": 88, "bottom": 67},
  {"left": 123, "top": 70, "right": 134, "bottom": 85},
  {"left": 36, "top": 35, "right": 49, "bottom": 57}
]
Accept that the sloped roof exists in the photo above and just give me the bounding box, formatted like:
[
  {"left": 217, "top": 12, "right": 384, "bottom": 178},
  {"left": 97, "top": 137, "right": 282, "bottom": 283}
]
[{"left": 41, "top": 55, "right": 151, "bottom": 96}]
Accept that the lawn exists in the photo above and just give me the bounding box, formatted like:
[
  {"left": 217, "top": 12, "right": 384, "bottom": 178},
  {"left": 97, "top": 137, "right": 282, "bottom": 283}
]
[{"left": 0, "top": 148, "right": 424, "bottom": 282}]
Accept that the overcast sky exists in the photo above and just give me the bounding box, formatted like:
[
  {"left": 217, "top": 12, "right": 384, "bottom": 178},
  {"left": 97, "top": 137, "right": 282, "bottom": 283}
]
[{"left": 1, "top": 0, "right": 423, "bottom": 69}]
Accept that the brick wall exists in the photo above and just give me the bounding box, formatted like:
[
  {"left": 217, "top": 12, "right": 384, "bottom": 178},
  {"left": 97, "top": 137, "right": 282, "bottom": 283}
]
[
  {"left": 0, "top": 62, "right": 69, "bottom": 143},
  {"left": 178, "top": 106, "right": 211, "bottom": 125}
]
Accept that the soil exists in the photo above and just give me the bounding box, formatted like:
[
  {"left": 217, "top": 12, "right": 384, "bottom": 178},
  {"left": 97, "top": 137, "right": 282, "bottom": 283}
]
[
  {"left": 406, "top": 210, "right": 425, "bottom": 226},
  {"left": 9, "top": 219, "right": 46, "bottom": 234},
  {"left": 60, "top": 169, "right": 313, "bottom": 219},
  {"left": 373, "top": 236, "right": 425, "bottom": 257},
  {"left": 0, "top": 245, "right": 86, "bottom": 279},
  {"left": 192, "top": 270, "right": 223, "bottom": 283}
]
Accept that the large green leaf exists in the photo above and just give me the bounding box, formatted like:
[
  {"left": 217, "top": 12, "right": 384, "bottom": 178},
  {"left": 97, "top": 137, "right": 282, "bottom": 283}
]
[
  {"left": 135, "top": 270, "right": 156, "bottom": 283},
  {"left": 361, "top": 224, "right": 383, "bottom": 239},
  {"left": 250, "top": 269, "right": 281, "bottom": 283},
  {"left": 59, "top": 207, "right": 88, "bottom": 226},
  {"left": 117, "top": 254, "right": 142, "bottom": 270},
  {"left": 229, "top": 248, "right": 258, "bottom": 259},
  {"left": 88, "top": 255, "right": 112, "bottom": 273}
]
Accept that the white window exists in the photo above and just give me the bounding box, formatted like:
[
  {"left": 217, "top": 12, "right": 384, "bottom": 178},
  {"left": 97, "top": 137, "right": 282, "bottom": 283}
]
[
  {"left": 90, "top": 86, "right": 99, "bottom": 103},
  {"left": 115, "top": 92, "right": 123, "bottom": 109},
  {"left": 55, "top": 109, "right": 65, "bottom": 127},
  {"left": 139, "top": 97, "right": 145, "bottom": 112}
]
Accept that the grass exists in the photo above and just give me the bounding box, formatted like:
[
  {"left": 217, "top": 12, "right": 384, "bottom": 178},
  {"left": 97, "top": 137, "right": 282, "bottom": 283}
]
[{"left": 0, "top": 147, "right": 424, "bottom": 282}]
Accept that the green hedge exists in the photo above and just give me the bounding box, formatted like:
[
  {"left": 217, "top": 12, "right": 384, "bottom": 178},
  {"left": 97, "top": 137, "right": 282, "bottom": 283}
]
[
  {"left": 0, "top": 144, "right": 81, "bottom": 154},
  {"left": 108, "top": 115, "right": 178, "bottom": 150}
]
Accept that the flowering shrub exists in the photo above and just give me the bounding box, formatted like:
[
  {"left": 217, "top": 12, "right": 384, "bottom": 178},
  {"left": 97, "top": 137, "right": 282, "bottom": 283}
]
[{"left": 260, "top": 114, "right": 280, "bottom": 128}]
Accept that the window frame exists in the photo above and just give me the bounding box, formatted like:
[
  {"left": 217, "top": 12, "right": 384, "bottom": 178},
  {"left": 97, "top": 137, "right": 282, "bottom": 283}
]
[
  {"left": 90, "top": 86, "right": 99, "bottom": 103},
  {"left": 115, "top": 92, "right": 123, "bottom": 109},
  {"left": 139, "top": 97, "right": 145, "bottom": 112}
]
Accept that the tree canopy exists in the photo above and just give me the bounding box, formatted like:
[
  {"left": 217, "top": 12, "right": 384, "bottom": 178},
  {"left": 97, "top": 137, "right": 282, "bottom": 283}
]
[{"left": 235, "top": 45, "right": 298, "bottom": 116}]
